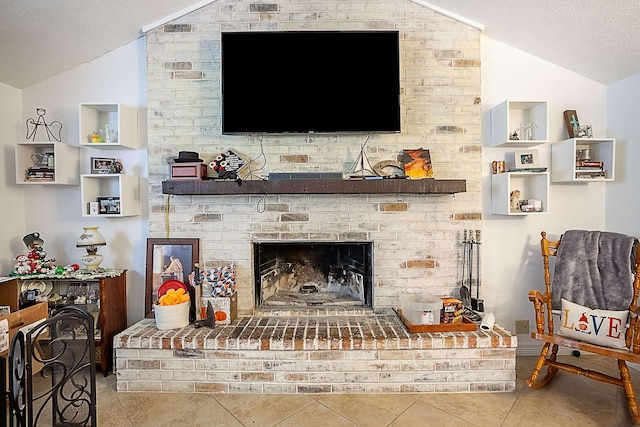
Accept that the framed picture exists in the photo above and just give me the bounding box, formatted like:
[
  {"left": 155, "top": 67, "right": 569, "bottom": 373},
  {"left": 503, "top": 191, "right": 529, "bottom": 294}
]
[
  {"left": 514, "top": 150, "right": 539, "bottom": 169},
  {"left": 97, "top": 197, "right": 120, "bottom": 214},
  {"left": 145, "top": 238, "right": 199, "bottom": 318},
  {"left": 402, "top": 148, "right": 434, "bottom": 179},
  {"left": 91, "top": 157, "right": 115, "bottom": 174},
  {"left": 577, "top": 125, "right": 593, "bottom": 138}
]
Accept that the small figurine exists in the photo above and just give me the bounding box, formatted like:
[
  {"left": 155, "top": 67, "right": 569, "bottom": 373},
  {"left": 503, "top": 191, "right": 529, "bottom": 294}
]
[
  {"left": 510, "top": 130, "right": 519, "bottom": 141},
  {"left": 510, "top": 190, "right": 521, "bottom": 211},
  {"left": 104, "top": 124, "right": 112, "bottom": 143}
]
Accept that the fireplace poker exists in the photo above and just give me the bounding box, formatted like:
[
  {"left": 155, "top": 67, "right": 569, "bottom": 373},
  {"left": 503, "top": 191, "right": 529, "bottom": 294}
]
[
  {"left": 475, "top": 230, "right": 482, "bottom": 307},
  {"left": 460, "top": 230, "right": 472, "bottom": 309}
]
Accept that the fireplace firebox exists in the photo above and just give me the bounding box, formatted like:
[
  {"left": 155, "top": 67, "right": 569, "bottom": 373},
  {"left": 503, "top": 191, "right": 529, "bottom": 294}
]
[{"left": 254, "top": 242, "right": 373, "bottom": 308}]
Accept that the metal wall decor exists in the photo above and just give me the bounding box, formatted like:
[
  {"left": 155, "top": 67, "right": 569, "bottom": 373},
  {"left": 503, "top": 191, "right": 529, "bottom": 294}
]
[{"left": 25, "top": 108, "right": 63, "bottom": 142}]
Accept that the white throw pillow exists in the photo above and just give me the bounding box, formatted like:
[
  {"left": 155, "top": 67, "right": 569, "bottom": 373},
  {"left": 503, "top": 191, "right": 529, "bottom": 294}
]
[{"left": 559, "top": 298, "right": 629, "bottom": 350}]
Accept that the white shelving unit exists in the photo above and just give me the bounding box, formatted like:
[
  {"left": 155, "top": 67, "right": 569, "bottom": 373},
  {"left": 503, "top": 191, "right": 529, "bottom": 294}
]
[
  {"left": 15, "top": 141, "right": 79, "bottom": 185},
  {"left": 490, "top": 101, "right": 548, "bottom": 147},
  {"left": 79, "top": 103, "right": 138, "bottom": 149},
  {"left": 551, "top": 138, "right": 615, "bottom": 182},
  {"left": 80, "top": 174, "right": 140, "bottom": 217},
  {"left": 491, "top": 172, "right": 549, "bottom": 216}
]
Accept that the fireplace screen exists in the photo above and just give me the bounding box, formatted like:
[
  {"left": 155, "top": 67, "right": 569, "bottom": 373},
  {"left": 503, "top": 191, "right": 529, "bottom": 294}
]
[{"left": 254, "top": 242, "right": 373, "bottom": 308}]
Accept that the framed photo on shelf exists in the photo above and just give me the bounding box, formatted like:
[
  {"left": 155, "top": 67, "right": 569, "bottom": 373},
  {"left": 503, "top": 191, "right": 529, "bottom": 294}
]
[
  {"left": 514, "top": 149, "right": 539, "bottom": 169},
  {"left": 91, "top": 157, "right": 115, "bottom": 174},
  {"left": 145, "top": 238, "right": 200, "bottom": 318},
  {"left": 97, "top": 197, "right": 120, "bottom": 214}
]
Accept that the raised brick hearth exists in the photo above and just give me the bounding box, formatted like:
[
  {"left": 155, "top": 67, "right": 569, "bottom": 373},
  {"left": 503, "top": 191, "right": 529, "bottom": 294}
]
[{"left": 115, "top": 311, "right": 516, "bottom": 394}]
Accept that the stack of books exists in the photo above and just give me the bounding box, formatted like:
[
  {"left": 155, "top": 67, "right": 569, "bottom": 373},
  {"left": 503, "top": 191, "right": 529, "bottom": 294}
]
[
  {"left": 25, "top": 167, "right": 55, "bottom": 182},
  {"left": 575, "top": 160, "right": 606, "bottom": 179}
]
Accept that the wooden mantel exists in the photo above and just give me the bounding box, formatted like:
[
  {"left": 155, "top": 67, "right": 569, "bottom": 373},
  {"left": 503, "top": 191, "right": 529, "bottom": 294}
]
[{"left": 162, "top": 178, "right": 466, "bottom": 195}]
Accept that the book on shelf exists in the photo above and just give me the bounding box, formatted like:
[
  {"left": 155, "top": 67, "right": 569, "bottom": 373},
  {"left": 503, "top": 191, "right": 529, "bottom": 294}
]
[
  {"left": 507, "top": 167, "right": 548, "bottom": 173},
  {"left": 349, "top": 175, "right": 383, "bottom": 180},
  {"left": 575, "top": 170, "right": 607, "bottom": 179},
  {"left": 576, "top": 166, "right": 604, "bottom": 172},
  {"left": 25, "top": 177, "right": 55, "bottom": 182},
  {"left": 576, "top": 160, "right": 604, "bottom": 168}
]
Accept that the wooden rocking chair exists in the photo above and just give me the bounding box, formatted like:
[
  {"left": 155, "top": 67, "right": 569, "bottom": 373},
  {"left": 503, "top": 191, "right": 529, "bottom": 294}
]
[{"left": 527, "top": 230, "right": 640, "bottom": 424}]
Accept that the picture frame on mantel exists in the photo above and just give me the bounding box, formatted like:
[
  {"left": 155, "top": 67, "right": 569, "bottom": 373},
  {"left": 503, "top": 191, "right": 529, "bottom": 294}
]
[{"left": 145, "top": 238, "right": 199, "bottom": 318}]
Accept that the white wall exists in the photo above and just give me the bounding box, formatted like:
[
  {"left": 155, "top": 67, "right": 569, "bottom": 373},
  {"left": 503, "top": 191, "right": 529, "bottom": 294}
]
[
  {"left": 19, "top": 39, "right": 149, "bottom": 325},
  {"left": 0, "top": 82, "right": 26, "bottom": 272},
  {"left": 606, "top": 72, "right": 640, "bottom": 235},
  {"left": 481, "top": 37, "right": 608, "bottom": 354}
]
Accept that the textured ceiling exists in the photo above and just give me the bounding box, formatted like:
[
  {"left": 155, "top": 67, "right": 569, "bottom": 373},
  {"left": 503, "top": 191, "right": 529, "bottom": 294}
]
[
  {"left": 1, "top": 0, "right": 639, "bottom": 89},
  {"left": 0, "top": 0, "right": 201, "bottom": 89},
  {"left": 424, "top": 0, "right": 640, "bottom": 85}
]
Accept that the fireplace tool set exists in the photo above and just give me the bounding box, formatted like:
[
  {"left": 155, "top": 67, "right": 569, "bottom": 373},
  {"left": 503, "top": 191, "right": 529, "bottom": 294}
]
[{"left": 461, "top": 229, "right": 483, "bottom": 321}]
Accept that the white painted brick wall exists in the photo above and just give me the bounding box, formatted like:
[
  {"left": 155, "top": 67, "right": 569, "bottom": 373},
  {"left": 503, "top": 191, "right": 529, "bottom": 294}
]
[
  {"left": 116, "top": 347, "right": 516, "bottom": 393},
  {"left": 146, "top": 0, "right": 481, "bottom": 315}
]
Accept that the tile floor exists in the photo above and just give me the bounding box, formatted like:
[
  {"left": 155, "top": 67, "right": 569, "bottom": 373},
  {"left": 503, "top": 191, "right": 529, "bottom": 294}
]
[{"left": 85, "top": 355, "right": 640, "bottom": 426}]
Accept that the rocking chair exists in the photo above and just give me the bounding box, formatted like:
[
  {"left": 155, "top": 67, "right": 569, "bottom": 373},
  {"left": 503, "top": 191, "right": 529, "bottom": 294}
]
[{"left": 527, "top": 230, "right": 640, "bottom": 424}]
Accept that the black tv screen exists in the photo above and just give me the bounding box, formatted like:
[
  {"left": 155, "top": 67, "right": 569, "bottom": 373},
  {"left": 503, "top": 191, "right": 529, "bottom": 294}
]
[{"left": 221, "top": 31, "right": 401, "bottom": 134}]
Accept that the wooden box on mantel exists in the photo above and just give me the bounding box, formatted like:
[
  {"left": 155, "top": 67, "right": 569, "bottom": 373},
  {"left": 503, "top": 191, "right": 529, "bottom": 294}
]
[
  {"left": 201, "top": 291, "right": 237, "bottom": 325},
  {"left": 170, "top": 162, "right": 207, "bottom": 180}
]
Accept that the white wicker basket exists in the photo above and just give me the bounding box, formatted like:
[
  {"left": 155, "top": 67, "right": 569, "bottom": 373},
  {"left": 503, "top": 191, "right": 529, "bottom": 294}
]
[{"left": 154, "top": 301, "right": 189, "bottom": 330}]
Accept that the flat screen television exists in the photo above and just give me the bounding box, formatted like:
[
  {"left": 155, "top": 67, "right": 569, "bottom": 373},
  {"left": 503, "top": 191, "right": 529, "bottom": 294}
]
[{"left": 221, "top": 31, "right": 401, "bottom": 135}]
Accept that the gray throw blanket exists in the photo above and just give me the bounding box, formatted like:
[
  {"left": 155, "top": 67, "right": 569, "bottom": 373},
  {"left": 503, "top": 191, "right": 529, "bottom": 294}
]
[{"left": 552, "top": 230, "right": 638, "bottom": 311}]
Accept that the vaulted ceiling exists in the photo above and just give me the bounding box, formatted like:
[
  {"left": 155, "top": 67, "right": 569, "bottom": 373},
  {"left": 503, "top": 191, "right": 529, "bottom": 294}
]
[{"left": 1, "top": 0, "right": 639, "bottom": 89}]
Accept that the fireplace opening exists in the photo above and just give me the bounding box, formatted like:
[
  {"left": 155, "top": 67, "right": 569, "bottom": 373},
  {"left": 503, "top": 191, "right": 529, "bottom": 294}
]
[{"left": 254, "top": 242, "right": 373, "bottom": 308}]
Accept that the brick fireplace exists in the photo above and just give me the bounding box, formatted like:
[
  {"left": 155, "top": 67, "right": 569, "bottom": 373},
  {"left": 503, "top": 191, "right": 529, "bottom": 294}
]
[
  {"left": 116, "top": 0, "right": 509, "bottom": 396},
  {"left": 146, "top": 0, "right": 483, "bottom": 315}
]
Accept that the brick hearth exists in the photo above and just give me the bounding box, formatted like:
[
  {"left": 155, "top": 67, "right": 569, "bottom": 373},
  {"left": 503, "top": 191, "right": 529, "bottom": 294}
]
[{"left": 115, "top": 311, "right": 516, "bottom": 394}]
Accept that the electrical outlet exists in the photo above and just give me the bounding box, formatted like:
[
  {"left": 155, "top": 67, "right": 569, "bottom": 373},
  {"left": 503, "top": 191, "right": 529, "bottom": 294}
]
[{"left": 515, "top": 320, "right": 530, "bottom": 334}]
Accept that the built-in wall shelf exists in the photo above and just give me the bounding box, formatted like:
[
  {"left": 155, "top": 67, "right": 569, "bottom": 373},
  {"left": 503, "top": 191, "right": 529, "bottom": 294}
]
[
  {"left": 162, "top": 178, "right": 466, "bottom": 195},
  {"left": 490, "top": 100, "right": 548, "bottom": 147},
  {"left": 79, "top": 103, "right": 138, "bottom": 149},
  {"left": 551, "top": 138, "right": 615, "bottom": 182}
]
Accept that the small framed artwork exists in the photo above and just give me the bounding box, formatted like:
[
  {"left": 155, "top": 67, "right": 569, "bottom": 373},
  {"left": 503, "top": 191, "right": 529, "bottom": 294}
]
[
  {"left": 514, "top": 150, "right": 539, "bottom": 169},
  {"left": 145, "top": 238, "right": 200, "bottom": 318},
  {"left": 576, "top": 125, "right": 593, "bottom": 138},
  {"left": 91, "top": 157, "right": 115, "bottom": 174},
  {"left": 402, "top": 148, "right": 434, "bottom": 179},
  {"left": 97, "top": 197, "right": 120, "bottom": 214}
]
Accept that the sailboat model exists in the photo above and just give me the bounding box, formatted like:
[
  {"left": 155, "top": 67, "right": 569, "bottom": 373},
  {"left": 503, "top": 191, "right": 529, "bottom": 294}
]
[{"left": 346, "top": 136, "right": 379, "bottom": 179}]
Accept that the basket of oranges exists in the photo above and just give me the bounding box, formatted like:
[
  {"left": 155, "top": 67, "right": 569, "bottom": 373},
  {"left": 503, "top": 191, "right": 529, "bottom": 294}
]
[{"left": 154, "top": 287, "right": 190, "bottom": 330}]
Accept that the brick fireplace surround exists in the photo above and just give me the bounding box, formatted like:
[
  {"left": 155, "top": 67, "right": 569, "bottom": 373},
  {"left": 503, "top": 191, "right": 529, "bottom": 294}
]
[
  {"left": 128, "top": 0, "right": 510, "bottom": 395},
  {"left": 115, "top": 311, "right": 516, "bottom": 393}
]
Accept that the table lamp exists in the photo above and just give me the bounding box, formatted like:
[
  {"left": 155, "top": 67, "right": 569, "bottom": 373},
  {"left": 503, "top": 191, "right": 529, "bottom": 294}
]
[{"left": 76, "top": 226, "right": 106, "bottom": 270}]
